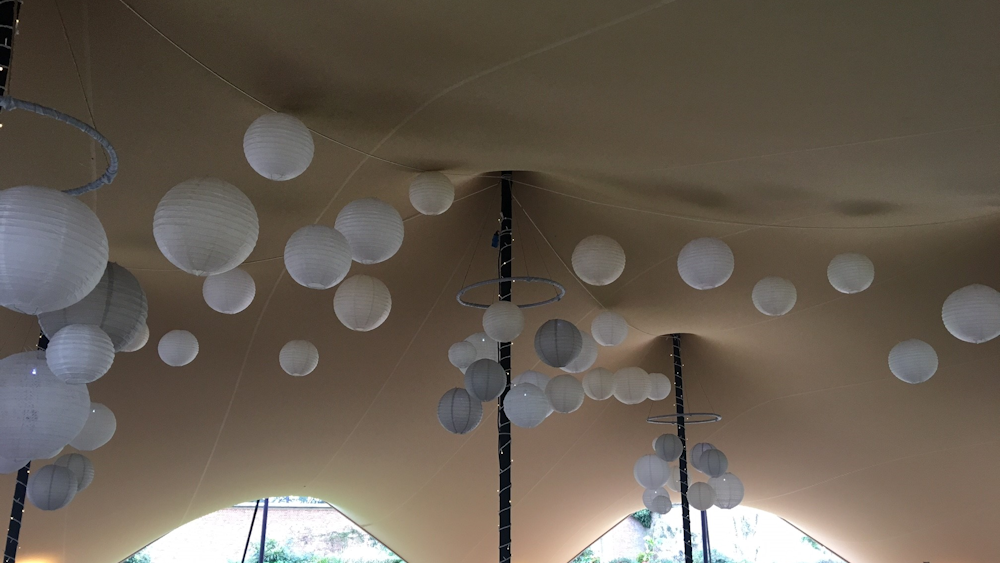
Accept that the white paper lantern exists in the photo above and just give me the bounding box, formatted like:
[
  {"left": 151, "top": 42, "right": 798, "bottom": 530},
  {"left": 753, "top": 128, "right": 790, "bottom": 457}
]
[
  {"left": 591, "top": 311, "right": 628, "bottom": 347},
  {"left": 827, "top": 253, "right": 874, "bottom": 294},
  {"left": 752, "top": 277, "right": 797, "bottom": 316},
  {"left": 691, "top": 443, "right": 716, "bottom": 472},
  {"left": 69, "top": 402, "right": 116, "bottom": 451},
  {"left": 613, "top": 367, "right": 650, "bottom": 405},
  {"left": 464, "top": 359, "right": 506, "bottom": 402},
  {"left": 333, "top": 275, "right": 392, "bottom": 331},
  {"left": 642, "top": 487, "right": 670, "bottom": 509},
  {"left": 0, "top": 457, "right": 25, "bottom": 474},
  {"left": 653, "top": 434, "right": 683, "bottom": 462},
  {"left": 0, "top": 186, "right": 108, "bottom": 314},
  {"left": 284, "top": 225, "right": 352, "bottom": 289},
  {"left": 46, "top": 324, "right": 115, "bottom": 384},
  {"left": 54, "top": 453, "right": 94, "bottom": 492},
  {"left": 888, "top": 339, "right": 938, "bottom": 384},
  {"left": 437, "top": 388, "right": 483, "bottom": 434},
  {"left": 503, "top": 383, "right": 550, "bottom": 428},
  {"left": 562, "top": 331, "right": 598, "bottom": 374},
  {"left": 512, "top": 370, "right": 550, "bottom": 391},
  {"left": 409, "top": 172, "right": 455, "bottom": 216},
  {"left": 698, "top": 448, "right": 729, "bottom": 478},
  {"left": 158, "top": 330, "right": 199, "bottom": 367},
  {"left": 572, "top": 235, "right": 626, "bottom": 286},
  {"left": 465, "top": 332, "right": 499, "bottom": 362},
  {"left": 634, "top": 454, "right": 671, "bottom": 489},
  {"left": 154, "top": 178, "right": 259, "bottom": 276},
  {"left": 678, "top": 238, "right": 734, "bottom": 290},
  {"left": 121, "top": 323, "right": 149, "bottom": 353},
  {"left": 545, "top": 374, "right": 584, "bottom": 414},
  {"left": 709, "top": 473, "right": 744, "bottom": 509},
  {"left": 648, "top": 373, "right": 672, "bottom": 401},
  {"left": 203, "top": 267, "right": 256, "bottom": 314},
  {"left": 483, "top": 301, "right": 524, "bottom": 343},
  {"left": 243, "top": 113, "right": 314, "bottom": 181},
  {"left": 37, "top": 446, "right": 64, "bottom": 460},
  {"left": 534, "top": 319, "right": 583, "bottom": 368},
  {"left": 280, "top": 340, "right": 319, "bottom": 376},
  {"left": 666, "top": 465, "right": 681, "bottom": 492},
  {"left": 448, "top": 342, "right": 478, "bottom": 372},
  {"left": 38, "top": 262, "right": 147, "bottom": 351},
  {"left": 942, "top": 284, "right": 1000, "bottom": 344},
  {"left": 582, "top": 367, "right": 615, "bottom": 400},
  {"left": 688, "top": 481, "right": 716, "bottom": 511},
  {"left": 335, "top": 198, "right": 404, "bottom": 265},
  {"left": 649, "top": 494, "right": 673, "bottom": 514},
  {"left": 27, "top": 464, "right": 77, "bottom": 511}
]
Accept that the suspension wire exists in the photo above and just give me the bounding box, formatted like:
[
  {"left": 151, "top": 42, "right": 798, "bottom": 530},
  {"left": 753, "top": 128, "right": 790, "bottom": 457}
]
[{"left": 672, "top": 334, "right": 694, "bottom": 563}]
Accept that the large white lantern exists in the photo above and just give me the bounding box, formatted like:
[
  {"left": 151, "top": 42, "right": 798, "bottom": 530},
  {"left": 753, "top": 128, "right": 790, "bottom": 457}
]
[
  {"left": 279, "top": 340, "right": 319, "bottom": 376},
  {"left": 649, "top": 494, "right": 672, "bottom": 514},
  {"left": 888, "top": 339, "right": 938, "bottom": 384},
  {"left": 283, "top": 225, "right": 352, "bottom": 289},
  {"left": 27, "top": 464, "right": 77, "bottom": 511},
  {"left": 827, "top": 253, "right": 874, "bottom": 294},
  {"left": 653, "top": 434, "right": 682, "bottom": 462},
  {"left": 0, "top": 457, "right": 25, "bottom": 474},
  {"left": 437, "top": 388, "right": 483, "bottom": 434},
  {"left": 69, "top": 402, "right": 116, "bottom": 451},
  {"left": 158, "top": 330, "right": 199, "bottom": 367},
  {"left": 202, "top": 267, "right": 256, "bottom": 314},
  {"left": 465, "top": 332, "right": 499, "bottom": 362},
  {"left": 243, "top": 113, "right": 314, "bottom": 181},
  {"left": 571, "top": 235, "right": 626, "bottom": 286},
  {"left": 334, "top": 275, "right": 392, "bottom": 331},
  {"left": 38, "top": 262, "right": 147, "bottom": 351},
  {"left": 678, "top": 238, "right": 734, "bottom": 290},
  {"left": 634, "top": 454, "right": 671, "bottom": 489},
  {"left": 512, "top": 370, "right": 550, "bottom": 391},
  {"left": 46, "top": 324, "right": 115, "bottom": 384},
  {"left": 698, "top": 448, "right": 729, "bottom": 478},
  {"left": 613, "top": 367, "right": 650, "bottom": 405},
  {"left": 483, "top": 301, "right": 524, "bottom": 342},
  {"left": 121, "top": 323, "right": 149, "bottom": 353},
  {"left": 534, "top": 319, "right": 583, "bottom": 368},
  {"left": 942, "top": 284, "right": 1000, "bottom": 343},
  {"left": 448, "top": 342, "right": 478, "bottom": 372},
  {"left": 546, "top": 374, "right": 584, "bottom": 413},
  {"left": 582, "top": 367, "right": 616, "bottom": 400},
  {"left": 642, "top": 487, "right": 670, "bottom": 509},
  {"left": 409, "top": 172, "right": 455, "bottom": 216},
  {"left": 0, "top": 351, "right": 90, "bottom": 461},
  {"left": 688, "top": 482, "right": 716, "bottom": 511},
  {"left": 562, "top": 331, "right": 598, "bottom": 374},
  {"left": 0, "top": 186, "right": 108, "bottom": 314},
  {"left": 154, "top": 178, "right": 259, "bottom": 276},
  {"left": 55, "top": 453, "right": 94, "bottom": 492},
  {"left": 709, "top": 473, "right": 744, "bottom": 509},
  {"left": 648, "top": 372, "right": 672, "bottom": 401},
  {"left": 503, "top": 383, "right": 550, "bottom": 428},
  {"left": 464, "top": 359, "right": 506, "bottom": 402},
  {"left": 591, "top": 311, "right": 628, "bottom": 347},
  {"left": 666, "top": 466, "right": 681, "bottom": 492},
  {"left": 334, "top": 198, "right": 404, "bottom": 265},
  {"left": 691, "top": 443, "right": 716, "bottom": 472},
  {"left": 752, "top": 277, "right": 797, "bottom": 316}
]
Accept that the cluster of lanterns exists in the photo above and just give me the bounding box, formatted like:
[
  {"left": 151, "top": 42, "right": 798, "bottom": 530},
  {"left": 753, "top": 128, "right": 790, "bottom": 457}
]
[{"left": 635, "top": 437, "right": 744, "bottom": 514}]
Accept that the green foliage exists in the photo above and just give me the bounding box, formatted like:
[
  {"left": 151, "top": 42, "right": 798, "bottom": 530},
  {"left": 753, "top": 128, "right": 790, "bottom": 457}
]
[
  {"left": 570, "top": 548, "right": 600, "bottom": 563},
  {"left": 241, "top": 539, "right": 314, "bottom": 563},
  {"left": 608, "top": 558, "right": 635, "bottom": 563},
  {"left": 122, "top": 551, "right": 151, "bottom": 563},
  {"left": 802, "top": 535, "right": 822, "bottom": 550},
  {"left": 631, "top": 509, "right": 652, "bottom": 528}
]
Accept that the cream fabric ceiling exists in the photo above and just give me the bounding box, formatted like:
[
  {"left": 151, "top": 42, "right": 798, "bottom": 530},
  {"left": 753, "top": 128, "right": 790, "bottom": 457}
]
[{"left": 0, "top": 0, "right": 998, "bottom": 562}]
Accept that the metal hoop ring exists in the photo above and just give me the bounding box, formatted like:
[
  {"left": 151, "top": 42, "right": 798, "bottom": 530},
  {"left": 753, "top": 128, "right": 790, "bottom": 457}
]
[
  {"left": 456, "top": 276, "right": 565, "bottom": 309},
  {"left": 646, "top": 413, "right": 722, "bottom": 425}
]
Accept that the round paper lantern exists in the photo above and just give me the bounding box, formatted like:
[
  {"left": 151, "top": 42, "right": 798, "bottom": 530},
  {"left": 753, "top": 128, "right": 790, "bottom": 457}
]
[
  {"left": 678, "top": 238, "right": 734, "bottom": 290},
  {"left": 69, "top": 403, "right": 116, "bottom": 451},
  {"left": 648, "top": 372, "right": 672, "bottom": 401},
  {"left": 437, "top": 388, "right": 483, "bottom": 434},
  {"left": 653, "top": 434, "right": 682, "bottom": 462},
  {"left": 698, "top": 448, "right": 729, "bottom": 478},
  {"left": 591, "top": 311, "right": 628, "bottom": 347},
  {"left": 582, "top": 367, "right": 615, "bottom": 400},
  {"left": 690, "top": 443, "right": 716, "bottom": 472},
  {"left": 464, "top": 359, "right": 506, "bottom": 402},
  {"left": 465, "top": 332, "right": 499, "bottom": 362},
  {"left": 0, "top": 186, "right": 108, "bottom": 314},
  {"left": 571, "top": 235, "right": 626, "bottom": 286},
  {"left": 284, "top": 225, "right": 352, "bottom": 289},
  {"left": 634, "top": 454, "right": 670, "bottom": 489},
  {"left": 27, "top": 464, "right": 77, "bottom": 511},
  {"left": 642, "top": 487, "right": 669, "bottom": 509},
  {"left": 688, "top": 482, "right": 716, "bottom": 511},
  {"left": 666, "top": 465, "right": 681, "bottom": 492},
  {"left": 334, "top": 275, "right": 392, "bottom": 331},
  {"left": 279, "top": 340, "right": 319, "bottom": 376},
  {"left": 943, "top": 284, "right": 1000, "bottom": 343},
  {"left": 121, "top": 323, "right": 149, "bottom": 353},
  {"left": 709, "top": 473, "right": 744, "bottom": 509},
  {"left": 448, "top": 342, "right": 478, "bottom": 372},
  {"left": 202, "top": 267, "right": 255, "bottom": 314},
  {"left": 888, "top": 339, "right": 938, "bottom": 384},
  {"left": 827, "top": 253, "right": 874, "bottom": 294},
  {"left": 613, "top": 367, "right": 650, "bottom": 405},
  {"left": 562, "top": 331, "right": 598, "bottom": 374},
  {"left": 54, "top": 453, "right": 94, "bottom": 492},
  {"left": 512, "top": 370, "right": 550, "bottom": 391},
  {"left": 483, "top": 301, "right": 524, "bottom": 343},
  {"left": 503, "top": 383, "right": 550, "bottom": 428},
  {"left": 243, "top": 113, "right": 314, "bottom": 181},
  {"left": 158, "top": 330, "right": 199, "bottom": 367},
  {"left": 752, "top": 277, "right": 797, "bottom": 316},
  {"left": 534, "top": 319, "right": 582, "bottom": 368},
  {"left": 38, "top": 446, "right": 64, "bottom": 460},
  {"left": 335, "top": 198, "right": 404, "bottom": 265},
  {"left": 38, "top": 262, "right": 147, "bottom": 351},
  {"left": 46, "top": 324, "right": 115, "bottom": 384},
  {"left": 0, "top": 352, "right": 90, "bottom": 461},
  {"left": 409, "top": 172, "right": 455, "bottom": 216},
  {"left": 0, "top": 457, "right": 25, "bottom": 474},
  {"left": 546, "top": 374, "right": 584, "bottom": 413},
  {"left": 649, "top": 494, "right": 673, "bottom": 515}
]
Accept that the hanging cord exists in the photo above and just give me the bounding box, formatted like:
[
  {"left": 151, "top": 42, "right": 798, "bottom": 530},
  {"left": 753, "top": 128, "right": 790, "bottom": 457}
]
[
  {"left": 239, "top": 499, "right": 261, "bottom": 563},
  {"left": 672, "top": 334, "right": 694, "bottom": 563}
]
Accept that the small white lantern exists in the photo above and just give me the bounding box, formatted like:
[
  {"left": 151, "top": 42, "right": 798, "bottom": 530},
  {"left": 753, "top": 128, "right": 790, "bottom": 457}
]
[
  {"left": 54, "top": 453, "right": 94, "bottom": 492},
  {"left": 27, "top": 464, "right": 77, "bottom": 511},
  {"left": 512, "top": 370, "right": 550, "bottom": 391},
  {"left": 334, "top": 198, "right": 404, "bottom": 264},
  {"left": 243, "top": 113, "right": 314, "bottom": 181},
  {"left": 691, "top": 443, "right": 716, "bottom": 472},
  {"left": 0, "top": 457, "right": 25, "bottom": 474},
  {"left": 647, "top": 373, "right": 672, "bottom": 401},
  {"left": 534, "top": 319, "right": 583, "bottom": 368},
  {"left": 464, "top": 359, "right": 506, "bottom": 402},
  {"left": 448, "top": 342, "right": 478, "bottom": 372},
  {"left": 942, "top": 284, "right": 1000, "bottom": 343},
  {"left": 121, "top": 323, "right": 149, "bottom": 353},
  {"left": 634, "top": 454, "right": 671, "bottom": 489},
  {"left": 582, "top": 367, "right": 616, "bottom": 400},
  {"left": 591, "top": 311, "right": 628, "bottom": 347},
  {"left": 642, "top": 487, "right": 670, "bottom": 509},
  {"left": 279, "top": 340, "right": 319, "bottom": 376},
  {"left": 649, "top": 494, "right": 672, "bottom": 514},
  {"left": 571, "top": 235, "right": 626, "bottom": 286},
  {"left": 69, "top": 402, "right": 116, "bottom": 451},
  {"left": 827, "top": 253, "right": 874, "bottom": 294},
  {"left": 203, "top": 267, "right": 256, "bottom": 314},
  {"left": 698, "top": 448, "right": 729, "bottom": 478},
  {"left": 562, "top": 331, "right": 598, "bottom": 374},
  {"left": 688, "top": 482, "right": 716, "bottom": 511},
  {"left": 437, "top": 388, "right": 483, "bottom": 434},
  {"left": 666, "top": 466, "right": 681, "bottom": 492},
  {"left": 409, "top": 172, "right": 455, "bottom": 215},
  {"left": 158, "top": 330, "right": 199, "bottom": 367},
  {"left": 334, "top": 275, "right": 392, "bottom": 331},
  {"left": 546, "top": 374, "right": 584, "bottom": 413},
  {"left": 283, "top": 225, "right": 352, "bottom": 289},
  {"left": 465, "top": 332, "right": 499, "bottom": 362},
  {"left": 653, "top": 434, "right": 682, "bottom": 462},
  {"left": 483, "top": 301, "right": 524, "bottom": 343},
  {"left": 0, "top": 186, "right": 108, "bottom": 314},
  {"left": 888, "top": 339, "right": 938, "bottom": 384},
  {"left": 752, "top": 277, "right": 797, "bottom": 316},
  {"left": 613, "top": 367, "right": 650, "bottom": 405},
  {"left": 677, "top": 238, "right": 734, "bottom": 290},
  {"left": 46, "top": 324, "right": 115, "bottom": 384},
  {"left": 709, "top": 473, "right": 744, "bottom": 509},
  {"left": 503, "top": 383, "right": 550, "bottom": 428}
]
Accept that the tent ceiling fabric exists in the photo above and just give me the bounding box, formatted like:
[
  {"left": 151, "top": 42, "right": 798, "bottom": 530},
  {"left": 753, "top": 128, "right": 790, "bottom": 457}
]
[{"left": 0, "top": 0, "right": 997, "bottom": 562}]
